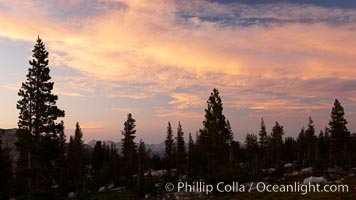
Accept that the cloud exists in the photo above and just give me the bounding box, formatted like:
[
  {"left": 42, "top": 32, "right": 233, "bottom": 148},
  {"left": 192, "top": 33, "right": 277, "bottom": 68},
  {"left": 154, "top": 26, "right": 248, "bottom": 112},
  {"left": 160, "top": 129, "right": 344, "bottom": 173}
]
[
  {"left": 109, "top": 107, "right": 133, "bottom": 113},
  {"left": 77, "top": 122, "right": 105, "bottom": 130},
  {"left": 155, "top": 107, "right": 202, "bottom": 119},
  {"left": 53, "top": 89, "right": 86, "bottom": 97},
  {"left": 1, "top": 82, "right": 21, "bottom": 91},
  {"left": 169, "top": 93, "right": 205, "bottom": 109},
  {"left": 1, "top": 0, "right": 356, "bottom": 114}
]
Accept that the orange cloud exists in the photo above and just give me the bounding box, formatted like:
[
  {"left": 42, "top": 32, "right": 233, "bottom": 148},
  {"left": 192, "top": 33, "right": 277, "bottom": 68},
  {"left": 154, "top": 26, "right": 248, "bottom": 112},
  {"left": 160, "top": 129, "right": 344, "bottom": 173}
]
[
  {"left": 155, "top": 107, "right": 201, "bottom": 119},
  {"left": 1, "top": 0, "right": 356, "bottom": 113},
  {"left": 169, "top": 93, "right": 204, "bottom": 109}
]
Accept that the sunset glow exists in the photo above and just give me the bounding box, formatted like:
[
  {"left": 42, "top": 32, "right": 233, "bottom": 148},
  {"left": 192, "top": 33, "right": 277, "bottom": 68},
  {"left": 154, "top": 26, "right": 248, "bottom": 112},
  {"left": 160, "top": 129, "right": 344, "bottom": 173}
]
[{"left": 1, "top": 0, "right": 356, "bottom": 143}]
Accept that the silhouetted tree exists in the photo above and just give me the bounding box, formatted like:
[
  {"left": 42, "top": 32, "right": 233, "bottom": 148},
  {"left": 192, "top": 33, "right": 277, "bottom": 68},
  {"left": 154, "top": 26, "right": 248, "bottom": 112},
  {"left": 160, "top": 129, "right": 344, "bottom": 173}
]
[
  {"left": 297, "top": 127, "right": 307, "bottom": 166},
  {"left": 137, "top": 139, "right": 148, "bottom": 192},
  {"left": 91, "top": 141, "right": 105, "bottom": 188},
  {"left": 16, "top": 36, "right": 65, "bottom": 193},
  {"left": 121, "top": 113, "right": 137, "bottom": 177},
  {"left": 197, "top": 88, "right": 231, "bottom": 179},
  {"left": 175, "top": 122, "right": 186, "bottom": 178},
  {"left": 229, "top": 140, "right": 242, "bottom": 176},
  {"left": 164, "top": 122, "right": 174, "bottom": 177},
  {"left": 245, "top": 133, "right": 260, "bottom": 179},
  {"left": 56, "top": 125, "right": 66, "bottom": 191},
  {"left": 245, "top": 134, "right": 258, "bottom": 156},
  {"left": 258, "top": 118, "right": 268, "bottom": 167},
  {"left": 187, "top": 133, "right": 195, "bottom": 177},
  {"left": 283, "top": 137, "right": 297, "bottom": 163},
  {"left": 305, "top": 117, "right": 317, "bottom": 166},
  {"left": 329, "top": 99, "right": 350, "bottom": 167},
  {"left": 67, "top": 122, "right": 85, "bottom": 193},
  {"left": 226, "top": 120, "right": 235, "bottom": 170},
  {"left": 226, "top": 119, "right": 233, "bottom": 145},
  {"left": 259, "top": 118, "right": 268, "bottom": 148},
  {"left": 106, "top": 142, "right": 121, "bottom": 185},
  {"left": 270, "top": 121, "right": 284, "bottom": 166},
  {"left": 150, "top": 154, "right": 162, "bottom": 170},
  {"left": 314, "top": 129, "right": 330, "bottom": 170}
]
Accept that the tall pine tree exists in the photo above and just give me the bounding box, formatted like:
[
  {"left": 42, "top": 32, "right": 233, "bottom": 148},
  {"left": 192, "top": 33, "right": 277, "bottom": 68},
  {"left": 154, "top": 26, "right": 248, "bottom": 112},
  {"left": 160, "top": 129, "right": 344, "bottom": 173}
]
[
  {"left": 270, "top": 121, "right": 284, "bottom": 166},
  {"left": 91, "top": 141, "right": 105, "bottom": 187},
  {"left": 329, "top": 99, "right": 350, "bottom": 166},
  {"left": 121, "top": 113, "right": 137, "bottom": 176},
  {"left": 164, "top": 122, "right": 174, "bottom": 177},
  {"left": 187, "top": 133, "right": 195, "bottom": 177},
  {"left": 305, "top": 117, "right": 316, "bottom": 166},
  {"left": 137, "top": 139, "right": 148, "bottom": 191},
  {"left": 197, "top": 88, "right": 231, "bottom": 179},
  {"left": 258, "top": 118, "right": 268, "bottom": 149},
  {"left": 245, "top": 133, "right": 259, "bottom": 179},
  {"left": 66, "top": 122, "right": 85, "bottom": 193},
  {"left": 175, "top": 122, "right": 186, "bottom": 178},
  {"left": 16, "top": 36, "right": 65, "bottom": 192},
  {"left": 258, "top": 118, "right": 268, "bottom": 167}
]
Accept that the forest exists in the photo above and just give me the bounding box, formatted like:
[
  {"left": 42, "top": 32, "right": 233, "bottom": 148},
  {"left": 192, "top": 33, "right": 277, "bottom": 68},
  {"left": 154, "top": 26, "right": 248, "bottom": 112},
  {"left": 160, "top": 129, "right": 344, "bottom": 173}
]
[{"left": 0, "top": 38, "right": 355, "bottom": 199}]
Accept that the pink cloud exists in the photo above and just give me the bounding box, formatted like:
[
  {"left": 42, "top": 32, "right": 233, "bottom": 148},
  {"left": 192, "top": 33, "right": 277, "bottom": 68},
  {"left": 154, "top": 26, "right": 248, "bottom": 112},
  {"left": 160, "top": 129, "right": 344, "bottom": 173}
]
[{"left": 1, "top": 0, "right": 356, "bottom": 114}]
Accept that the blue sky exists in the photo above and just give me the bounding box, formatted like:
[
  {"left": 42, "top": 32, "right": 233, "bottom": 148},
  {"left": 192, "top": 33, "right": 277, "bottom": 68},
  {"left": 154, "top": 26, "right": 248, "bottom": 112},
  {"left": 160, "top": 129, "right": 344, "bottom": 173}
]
[{"left": 1, "top": 0, "right": 356, "bottom": 143}]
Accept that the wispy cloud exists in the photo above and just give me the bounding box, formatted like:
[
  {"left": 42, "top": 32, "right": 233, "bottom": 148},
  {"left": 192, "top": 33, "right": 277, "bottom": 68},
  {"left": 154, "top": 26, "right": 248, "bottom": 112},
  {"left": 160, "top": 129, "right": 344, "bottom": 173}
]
[
  {"left": 169, "top": 93, "right": 204, "bottom": 109},
  {"left": 53, "top": 89, "right": 86, "bottom": 97},
  {"left": 155, "top": 107, "right": 201, "bottom": 119},
  {"left": 1, "top": 82, "right": 21, "bottom": 91},
  {"left": 109, "top": 107, "right": 133, "bottom": 113},
  {"left": 1, "top": 0, "right": 356, "bottom": 115}
]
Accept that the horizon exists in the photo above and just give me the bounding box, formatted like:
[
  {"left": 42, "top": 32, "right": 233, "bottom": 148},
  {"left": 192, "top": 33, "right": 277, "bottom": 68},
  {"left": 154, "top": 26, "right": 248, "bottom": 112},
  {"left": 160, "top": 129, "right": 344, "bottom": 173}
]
[{"left": 1, "top": 0, "right": 356, "bottom": 144}]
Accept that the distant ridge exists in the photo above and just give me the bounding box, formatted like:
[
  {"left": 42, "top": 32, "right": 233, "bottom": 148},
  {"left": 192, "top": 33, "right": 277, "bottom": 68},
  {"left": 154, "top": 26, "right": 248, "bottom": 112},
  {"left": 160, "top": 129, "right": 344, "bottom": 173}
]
[
  {"left": 87, "top": 139, "right": 165, "bottom": 157},
  {"left": 0, "top": 128, "right": 17, "bottom": 136},
  {"left": 0, "top": 129, "right": 167, "bottom": 157}
]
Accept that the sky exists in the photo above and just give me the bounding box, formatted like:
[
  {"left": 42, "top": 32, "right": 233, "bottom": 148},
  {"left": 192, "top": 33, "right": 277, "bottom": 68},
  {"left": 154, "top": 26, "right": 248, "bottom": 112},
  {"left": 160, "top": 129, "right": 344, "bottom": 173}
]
[{"left": 1, "top": 0, "right": 356, "bottom": 144}]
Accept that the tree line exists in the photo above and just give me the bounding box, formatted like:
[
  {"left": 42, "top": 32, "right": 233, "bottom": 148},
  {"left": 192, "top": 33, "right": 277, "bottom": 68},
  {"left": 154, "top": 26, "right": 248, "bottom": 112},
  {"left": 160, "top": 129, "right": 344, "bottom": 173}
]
[{"left": 0, "top": 37, "right": 355, "bottom": 199}]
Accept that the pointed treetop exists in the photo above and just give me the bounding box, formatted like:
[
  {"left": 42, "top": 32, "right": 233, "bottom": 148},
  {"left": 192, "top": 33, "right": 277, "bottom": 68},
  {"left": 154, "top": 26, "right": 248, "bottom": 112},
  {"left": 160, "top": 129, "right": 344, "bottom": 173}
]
[{"left": 35, "top": 35, "right": 44, "bottom": 47}]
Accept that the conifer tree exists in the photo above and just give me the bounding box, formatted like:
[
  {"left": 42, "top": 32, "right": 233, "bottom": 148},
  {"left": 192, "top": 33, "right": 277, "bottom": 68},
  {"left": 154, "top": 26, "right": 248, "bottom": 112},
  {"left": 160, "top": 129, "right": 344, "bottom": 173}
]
[
  {"left": 245, "top": 133, "right": 259, "bottom": 178},
  {"left": 329, "top": 99, "right": 350, "bottom": 166},
  {"left": 245, "top": 134, "right": 258, "bottom": 156},
  {"left": 67, "top": 122, "right": 85, "bottom": 193},
  {"left": 226, "top": 120, "right": 235, "bottom": 170},
  {"left": 187, "top": 133, "right": 195, "bottom": 177},
  {"left": 109, "top": 143, "right": 121, "bottom": 184},
  {"left": 175, "top": 122, "right": 186, "bottom": 178},
  {"left": 197, "top": 88, "right": 231, "bottom": 178},
  {"left": 315, "top": 129, "right": 330, "bottom": 170},
  {"left": 164, "top": 122, "right": 174, "bottom": 177},
  {"left": 305, "top": 117, "right": 316, "bottom": 165},
  {"left": 16, "top": 36, "right": 65, "bottom": 192},
  {"left": 283, "top": 137, "right": 297, "bottom": 163},
  {"left": 91, "top": 141, "right": 105, "bottom": 184},
  {"left": 270, "top": 121, "right": 284, "bottom": 165},
  {"left": 226, "top": 119, "right": 234, "bottom": 145},
  {"left": 258, "top": 118, "right": 268, "bottom": 149},
  {"left": 56, "top": 123, "right": 66, "bottom": 186},
  {"left": 258, "top": 118, "right": 268, "bottom": 167},
  {"left": 297, "top": 127, "right": 307, "bottom": 165},
  {"left": 137, "top": 139, "right": 147, "bottom": 191},
  {"left": 121, "top": 113, "right": 137, "bottom": 176}
]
